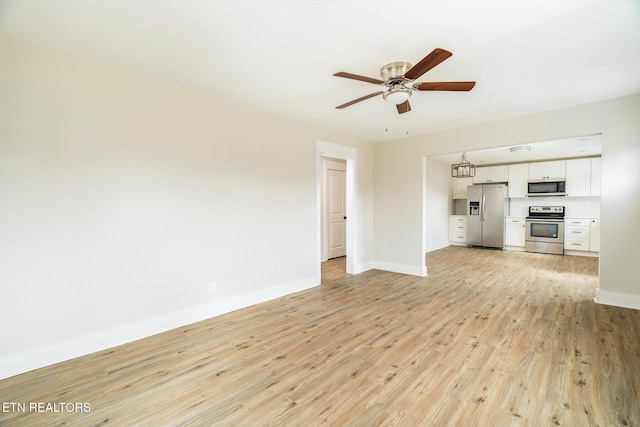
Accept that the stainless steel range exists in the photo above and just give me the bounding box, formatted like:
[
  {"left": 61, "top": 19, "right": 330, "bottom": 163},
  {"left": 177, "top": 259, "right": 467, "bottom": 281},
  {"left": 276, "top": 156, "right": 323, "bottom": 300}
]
[{"left": 525, "top": 206, "right": 565, "bottom": 255}]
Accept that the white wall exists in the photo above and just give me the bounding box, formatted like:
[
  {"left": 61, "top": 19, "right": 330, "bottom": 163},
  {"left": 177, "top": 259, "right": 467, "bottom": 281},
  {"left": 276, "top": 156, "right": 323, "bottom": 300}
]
[
  {"left": 372, "top": 146, "right": 426, "bottom": 276},
  {"left": 424, "top": 158, "right": 450, "bottom": 253},
  {"left": 374, "top": 93, "right": 640, "bottom": 309},
  {"left": 0, "top": 36, "right": 374, "bottom": 378}
]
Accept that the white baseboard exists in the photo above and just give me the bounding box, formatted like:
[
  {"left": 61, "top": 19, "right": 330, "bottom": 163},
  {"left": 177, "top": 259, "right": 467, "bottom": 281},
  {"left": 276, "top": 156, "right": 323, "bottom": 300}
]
[
  {"left": 0, "top": 276, "right": 320, "bottom": 381},
  {"left": 354, "top": 262, "right": 374, "bottom": 274},
  {"left": 371, "top": 261, "right": 427, "bottom": 277},
  {"left": 425, "top": 240, "right": 450, "bottom": 253},
  {"left": 563, "top": 250, "right": 599, "bottom": 258},
  {"left": 594, "top": 288, "right": 640, "bottom": 310}
]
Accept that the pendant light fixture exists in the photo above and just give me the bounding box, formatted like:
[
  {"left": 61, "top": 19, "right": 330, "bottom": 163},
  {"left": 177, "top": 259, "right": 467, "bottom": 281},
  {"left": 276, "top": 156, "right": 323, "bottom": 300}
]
[{"left": 451, "top": 152, "right": 476, "bottom": 178}]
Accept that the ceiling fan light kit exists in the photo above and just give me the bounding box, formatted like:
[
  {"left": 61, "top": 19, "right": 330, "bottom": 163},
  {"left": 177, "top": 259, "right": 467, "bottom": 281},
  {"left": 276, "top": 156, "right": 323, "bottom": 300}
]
[
  {"left": 333, "top": 48, "right": 475, "bottom": 114},
  {"left": 383, "top": 85, "right": 412, "bottom": 104}
]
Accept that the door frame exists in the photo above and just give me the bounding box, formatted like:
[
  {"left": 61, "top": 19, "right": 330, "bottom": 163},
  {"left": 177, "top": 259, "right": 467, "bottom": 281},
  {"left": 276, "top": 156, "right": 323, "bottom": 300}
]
[{"left": 316, "top": 140, "right": 357, "bottom": 276}]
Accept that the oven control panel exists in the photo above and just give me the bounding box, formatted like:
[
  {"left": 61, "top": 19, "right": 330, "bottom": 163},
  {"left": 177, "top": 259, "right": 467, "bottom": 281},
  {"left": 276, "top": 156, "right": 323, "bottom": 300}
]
[{"left": 529, "top": 206, "right": 565, "bottom": 214}]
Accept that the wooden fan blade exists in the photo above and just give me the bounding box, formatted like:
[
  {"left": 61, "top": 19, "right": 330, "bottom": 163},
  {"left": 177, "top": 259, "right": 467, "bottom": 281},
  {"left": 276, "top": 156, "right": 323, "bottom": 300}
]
[
  {"left": 333, "top": 72, "right": 384, "bottom": 85},
  {"left": 336, "top": 92, "right": 383, "bottom": 109},
  {"left": 404, "top": 48, "right": 453, "bottom": 80},
  {"left": 396, "top": 100, "right": 411, "bottom": 114},
  {"left": 414, "top": 81, "right": 476, "bottom": 91}
]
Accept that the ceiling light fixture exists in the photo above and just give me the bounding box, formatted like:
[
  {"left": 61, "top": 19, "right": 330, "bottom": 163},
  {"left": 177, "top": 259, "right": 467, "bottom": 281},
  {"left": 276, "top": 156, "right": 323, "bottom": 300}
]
[
  {"left": 508, "top": 146, "right": 531, "bottom": 153},
  {"left": 452, "top": 152, "right": 476, "bottom": 178},
  {"left": 382, "top": 84, "right": 412, "bottom": 105}
]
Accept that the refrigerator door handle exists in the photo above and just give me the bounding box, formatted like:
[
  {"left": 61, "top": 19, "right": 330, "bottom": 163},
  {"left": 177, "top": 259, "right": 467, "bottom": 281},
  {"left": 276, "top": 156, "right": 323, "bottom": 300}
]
[{"left": 481, "top": 195, "right": 486, "bottom": 222}]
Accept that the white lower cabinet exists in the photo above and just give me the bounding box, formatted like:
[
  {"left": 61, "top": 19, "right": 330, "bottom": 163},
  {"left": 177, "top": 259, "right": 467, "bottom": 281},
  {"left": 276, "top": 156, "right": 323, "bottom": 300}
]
[
  {"left": 505, "top": 217, "right": 526, "bottom": 247},
  {"left": 590, "top": 158, "right": 601, "bottom": 196},
  {"left": 449, "top": 215, "right": 467, "bottom": 245},
  {"left": 590, "top": 219, "right": 600, "bottom": 252},
  {"left": 564, "top": 218, "right": 599, "bottom": 255}
]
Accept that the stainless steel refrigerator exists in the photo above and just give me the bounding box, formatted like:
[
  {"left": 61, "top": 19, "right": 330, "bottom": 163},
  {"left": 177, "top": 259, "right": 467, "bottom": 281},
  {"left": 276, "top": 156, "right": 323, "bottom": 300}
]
[{"left": 467, "top": 183, "right": 509, "bottom": 248}]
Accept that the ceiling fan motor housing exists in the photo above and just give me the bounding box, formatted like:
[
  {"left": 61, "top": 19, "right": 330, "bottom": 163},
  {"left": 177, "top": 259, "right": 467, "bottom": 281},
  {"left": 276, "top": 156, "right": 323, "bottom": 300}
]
[
  {"left": 380, "top": 62, "right": 413, "bottom": 84},
  {"left": 380, "top": 62, "right": 413, "bottom": 104}
]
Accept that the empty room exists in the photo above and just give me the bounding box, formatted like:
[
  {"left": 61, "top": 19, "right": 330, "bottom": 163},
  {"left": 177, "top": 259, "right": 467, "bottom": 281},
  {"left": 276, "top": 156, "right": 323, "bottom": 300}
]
[{"left": 1, "top": 1, "right": 639, "bottom": 426}]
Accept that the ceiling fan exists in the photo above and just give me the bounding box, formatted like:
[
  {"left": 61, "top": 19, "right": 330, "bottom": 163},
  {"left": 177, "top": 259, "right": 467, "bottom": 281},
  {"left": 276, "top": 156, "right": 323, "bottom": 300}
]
[{"left": 333, "top": 48, "right": 475, "bottom": 114}]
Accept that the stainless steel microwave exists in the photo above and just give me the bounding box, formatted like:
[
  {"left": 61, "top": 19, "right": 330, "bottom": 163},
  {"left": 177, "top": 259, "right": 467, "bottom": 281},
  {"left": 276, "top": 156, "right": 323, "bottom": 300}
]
[{"left": 527, "top": 179, "right": 566, "bottom": 197}]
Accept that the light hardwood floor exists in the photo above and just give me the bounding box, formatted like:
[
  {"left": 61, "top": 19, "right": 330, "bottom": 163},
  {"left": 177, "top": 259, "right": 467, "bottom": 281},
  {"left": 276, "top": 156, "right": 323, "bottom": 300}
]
[{"left": 1, "top": 247, "right": 639, "bottom": 426}]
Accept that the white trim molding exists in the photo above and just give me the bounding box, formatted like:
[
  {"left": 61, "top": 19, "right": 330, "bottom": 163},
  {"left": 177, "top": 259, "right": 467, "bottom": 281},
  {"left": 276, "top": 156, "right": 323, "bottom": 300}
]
[
  {"left": 371, "top": 261, "right": 427, "bottom": 277},
  {"left": 594, "top": 288, "right": 640, "bottom": 310},
  {"left": 0, "top": 276, "right": 319, "bottom": 381},
  {"left": 425, "top": 240, "right": 450, "bottom": 253},
  {"left": 354, "top": 262, "right": 374, "bottom": 274},
  {"left": 316, "top": 139, "right": 359, "bottom": 275}
]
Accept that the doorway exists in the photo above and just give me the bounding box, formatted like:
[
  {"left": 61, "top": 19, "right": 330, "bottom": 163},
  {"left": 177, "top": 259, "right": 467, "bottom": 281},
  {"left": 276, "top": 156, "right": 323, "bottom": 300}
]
[
  {"left": 316, "top": 140, "right": 357, "bottom": 277},
  {"left": 323, "top": 158, "right": 347, "bottom": 260},
  {"left": 424, "top": 134, "right": 602, "bottom": 288}
]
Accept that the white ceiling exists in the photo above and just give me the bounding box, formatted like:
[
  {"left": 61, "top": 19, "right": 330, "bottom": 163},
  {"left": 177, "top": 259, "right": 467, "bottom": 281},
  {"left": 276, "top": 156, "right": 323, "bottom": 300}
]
[
  {"left": 1, "top": 1, "right": 639, "bottom": 144},
  {"left": 428, "top": 134, "right": 602, "bottom": 166}
]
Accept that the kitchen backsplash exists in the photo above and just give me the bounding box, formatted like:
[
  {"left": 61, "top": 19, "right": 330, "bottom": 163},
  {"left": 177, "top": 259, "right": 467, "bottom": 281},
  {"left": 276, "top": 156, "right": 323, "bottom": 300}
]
[
  {"left": 453, "top": 197, "right": 600, "bottom": 217},
  {"left": 509, "top": 196, "right": 600, "bottom": 217}
]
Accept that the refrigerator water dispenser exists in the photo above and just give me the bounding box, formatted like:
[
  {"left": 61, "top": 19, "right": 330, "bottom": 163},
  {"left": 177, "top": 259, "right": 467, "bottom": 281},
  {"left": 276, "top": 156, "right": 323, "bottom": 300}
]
[{"left": 469, "top": 201, "right": 480, "bottom": 215}]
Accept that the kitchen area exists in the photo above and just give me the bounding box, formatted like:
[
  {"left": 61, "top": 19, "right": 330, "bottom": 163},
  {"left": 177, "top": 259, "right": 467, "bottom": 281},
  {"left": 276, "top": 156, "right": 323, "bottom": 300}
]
[{"left": 445, "top": 136, "right": 601, "bottom": 257}]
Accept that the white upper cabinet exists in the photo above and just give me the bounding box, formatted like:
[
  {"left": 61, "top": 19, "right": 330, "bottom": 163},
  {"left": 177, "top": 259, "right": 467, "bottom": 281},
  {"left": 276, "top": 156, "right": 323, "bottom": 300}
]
[
  {"left": 565, "top": 158, "right": 591, "bottom": 197},
  {"left": 472, "top": 165, "right": 509, "bottom": 184},
  {"left": 450, "top": 157, "right": 601, "bottom": 199},
  {"left": 590, "top": 157, "right": 601, "bottom": 196},
  {"left": 528, "top": 160, "right": 565, "bottom": 180},
  {"left": 508, "top": 164, "right": 528, "bottom": 198},
  {"left": 564, "top": 157, "right": 601, "bottom": 197},
  {"left": 452, "top": 177, "right": 473, "bottom": 199}
]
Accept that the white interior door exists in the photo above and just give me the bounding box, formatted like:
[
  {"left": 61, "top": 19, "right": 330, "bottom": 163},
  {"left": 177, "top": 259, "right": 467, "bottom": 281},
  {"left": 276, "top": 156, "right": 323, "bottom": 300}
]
[{"left": 326, "top": 161, "right": 346, "bottom": 259}]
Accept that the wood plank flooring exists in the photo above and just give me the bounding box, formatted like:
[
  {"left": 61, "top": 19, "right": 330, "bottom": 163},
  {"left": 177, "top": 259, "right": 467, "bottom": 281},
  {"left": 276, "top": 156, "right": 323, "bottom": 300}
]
[{"left": 1, "top": 247, "right": 639, "bottom": 426}]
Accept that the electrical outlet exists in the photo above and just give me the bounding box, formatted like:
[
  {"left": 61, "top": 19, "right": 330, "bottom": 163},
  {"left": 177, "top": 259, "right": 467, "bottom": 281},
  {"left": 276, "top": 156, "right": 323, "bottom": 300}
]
[{"left": 209, "top": 283, "right": 218, "bottom": 295}]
